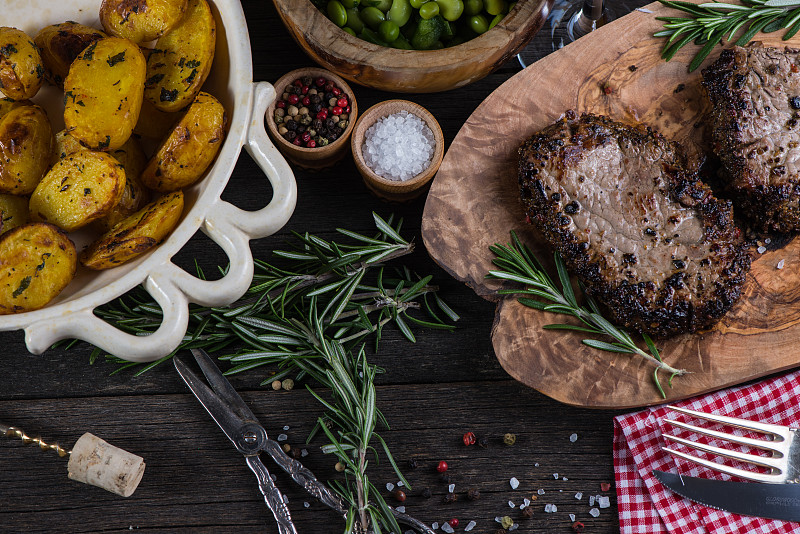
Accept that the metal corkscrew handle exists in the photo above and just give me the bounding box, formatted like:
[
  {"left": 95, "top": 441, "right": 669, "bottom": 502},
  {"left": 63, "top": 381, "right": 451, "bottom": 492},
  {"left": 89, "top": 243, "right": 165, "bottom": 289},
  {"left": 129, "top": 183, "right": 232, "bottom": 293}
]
[{"left": 1, "top": 422, "right": 71, "bottom": 457}]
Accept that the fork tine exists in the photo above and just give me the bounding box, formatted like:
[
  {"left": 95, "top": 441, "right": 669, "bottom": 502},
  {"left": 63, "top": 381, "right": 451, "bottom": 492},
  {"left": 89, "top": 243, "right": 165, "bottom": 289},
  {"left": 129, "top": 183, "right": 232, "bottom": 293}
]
[
  {"left": 667, "top": 406, "right": 790, "bottom": 441},
  {"left": 663, "top": 446, "right": 784, "bottom": 483},
  {"left": 663, "top": 433, "right": 785, "bottom": 471},
  {"left": 664, "top": 418, "right": 784, "bottom": 454}
]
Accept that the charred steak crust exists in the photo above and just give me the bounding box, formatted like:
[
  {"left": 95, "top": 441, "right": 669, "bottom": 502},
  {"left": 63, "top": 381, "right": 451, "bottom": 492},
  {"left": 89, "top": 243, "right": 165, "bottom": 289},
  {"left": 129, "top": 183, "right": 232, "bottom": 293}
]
[
  {"left": 703, "top": 43, "right": 800, "bottom": 233},
  {"left": 518, "top": 112, "right": 751, "bottom": 338}
]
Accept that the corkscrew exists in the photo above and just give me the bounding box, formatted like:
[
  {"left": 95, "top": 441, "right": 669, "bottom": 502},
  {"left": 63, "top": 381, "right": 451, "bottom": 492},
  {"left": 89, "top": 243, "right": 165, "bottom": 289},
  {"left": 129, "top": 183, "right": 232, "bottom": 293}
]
[{"left": 0, "top": 421, "right": 145, "bottom": 497}]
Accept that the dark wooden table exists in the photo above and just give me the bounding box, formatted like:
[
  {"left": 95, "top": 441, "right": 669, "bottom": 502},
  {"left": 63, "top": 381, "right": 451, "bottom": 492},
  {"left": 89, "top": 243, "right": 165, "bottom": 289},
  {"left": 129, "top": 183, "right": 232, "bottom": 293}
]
[{"left": 0, "top": 2, "right": 654, "bottom": 532}]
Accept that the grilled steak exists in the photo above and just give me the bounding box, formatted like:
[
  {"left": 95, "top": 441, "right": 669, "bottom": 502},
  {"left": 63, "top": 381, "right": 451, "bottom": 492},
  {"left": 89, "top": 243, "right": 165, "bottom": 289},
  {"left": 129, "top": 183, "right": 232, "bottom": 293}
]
[
  {"left": 518, "top": 112, "right": 750, "bottom": 338},
  {"left": 703, "top": 43, "right": 800, "bottom": 233}
]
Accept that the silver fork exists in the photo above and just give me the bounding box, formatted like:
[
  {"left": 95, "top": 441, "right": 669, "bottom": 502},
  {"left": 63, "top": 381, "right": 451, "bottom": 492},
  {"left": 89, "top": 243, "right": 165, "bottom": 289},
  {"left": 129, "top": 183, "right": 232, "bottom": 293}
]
[{"left": 662, "top": 405, "right": 800, "bottom": 484}]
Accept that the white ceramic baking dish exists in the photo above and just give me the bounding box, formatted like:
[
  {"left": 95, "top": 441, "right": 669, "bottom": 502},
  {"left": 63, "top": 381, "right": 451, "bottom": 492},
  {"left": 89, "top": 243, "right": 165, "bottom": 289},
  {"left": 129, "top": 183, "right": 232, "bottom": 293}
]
[{"left": 2, "top": 0, "right": 296, "bottom": 362}]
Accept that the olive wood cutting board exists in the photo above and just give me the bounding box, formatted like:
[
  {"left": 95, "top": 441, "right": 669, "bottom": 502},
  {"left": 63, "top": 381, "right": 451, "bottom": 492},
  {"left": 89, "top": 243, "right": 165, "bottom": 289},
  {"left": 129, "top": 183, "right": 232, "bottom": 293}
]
[{"left": 422, "top": 2, "right": 800, "bottom": 409}]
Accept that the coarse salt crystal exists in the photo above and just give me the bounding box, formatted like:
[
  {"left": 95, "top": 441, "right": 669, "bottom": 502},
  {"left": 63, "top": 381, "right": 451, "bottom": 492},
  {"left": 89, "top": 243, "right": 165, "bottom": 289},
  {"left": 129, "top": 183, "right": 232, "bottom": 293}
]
[
  {"left": 553, "top": 473, "right": 559, "bottom": 479},
  {"left": 448, "top": 483, "right": 455, "bottom": 493},
  {"left": 534, "top": 462, "right": 540, "bottom": 467},
  {"left": 570, "top": 513, "right": 576, "bottom": 521},
  {"left": 538, "top": 489, "right": 545, "bottom": 495},
  {"left": 589, "top": 495, "right": 595, "bottom": 506},
  {"left": 301, "top": 449, "right": 308, "bottom": 457},
  {"left": 510, "top": 477, "right": 520, "bottom": 489},
  {"left": 397, "top": 481, "right": 404, "bottom": 487},
  {"left": 570, "top": 433, "right": 578, "bottom": 442},
  {"left": 386, "top": 483, "right": 395, "bottom": 492},
  {"left": 303, "top": 502, "right": 310, "bottom": 508},
  {"left": 277, "top": 434, "right": 288, "bottom": 441},
  {"left": 508, "top": 524, "right": 519, "bottom": 531},
  {"left": 396, "top": 506, "right": 405, "bottom": 513},
  {"left": 362, "top": 111, "right": 435, "bottom": 182},
  {"left": 758, "top": 246, "right": 767, "bottom": 254},
  {"left": 432, "top": 522, "right": 439, "bottom": 530},
  {"left": 442, "top": 523, "right": 455, "bottom": 533},
  {"left": 589, "top": 507, "right": 600, "bottom": 517},
  {"left": 778, "top": 259, "right": 786, "bottom": 269},
  {"left": 523, "top": 498, "right": 531, "bottom": 507},
  {"left": 509, "top": 500, "right": 516, "bottom": 508},
  {"left": 465, "top": 521, "right": 477, "bottom": 531},
  {"left": 765, "top": 238, "right": 772, "bottom": 244},
  {"left": 598, "top": 496, "right": 611, "bottom": 508},
  {"left": 283, "top": 425, "right": 290, "bottom": 431},
  {"left": 575, "top": 492, "right": 583, "bottom": 500},
  {"left": 562, "top": 477, "right": 568, "bottom": 481}
]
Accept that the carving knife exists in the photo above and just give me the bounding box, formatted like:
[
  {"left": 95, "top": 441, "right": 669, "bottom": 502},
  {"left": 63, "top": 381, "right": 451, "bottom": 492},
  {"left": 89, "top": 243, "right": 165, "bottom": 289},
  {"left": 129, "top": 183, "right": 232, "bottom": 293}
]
[{"left": 654, "top": 470, "right": 800, "bottom": 522}]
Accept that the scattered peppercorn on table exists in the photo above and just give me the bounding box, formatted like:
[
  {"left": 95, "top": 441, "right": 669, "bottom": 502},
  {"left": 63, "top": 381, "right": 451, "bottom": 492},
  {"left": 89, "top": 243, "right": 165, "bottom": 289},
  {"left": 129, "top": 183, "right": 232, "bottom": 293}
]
[{"left": 0, "top": 0, "right": 652, "bottom": 532}]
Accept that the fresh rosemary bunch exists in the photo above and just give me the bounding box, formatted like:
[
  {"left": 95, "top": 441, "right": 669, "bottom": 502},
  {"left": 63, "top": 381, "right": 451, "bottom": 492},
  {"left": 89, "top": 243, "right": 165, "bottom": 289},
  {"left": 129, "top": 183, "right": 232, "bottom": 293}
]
[
  {"left": 69, "top": 213, "right": 457, "bottom": 533},
  {"left": 656, "top": 0, "right": 800, "bottom": 71},
  {"left": 487, "top": 232, "right": 686, "bottom": 398}
]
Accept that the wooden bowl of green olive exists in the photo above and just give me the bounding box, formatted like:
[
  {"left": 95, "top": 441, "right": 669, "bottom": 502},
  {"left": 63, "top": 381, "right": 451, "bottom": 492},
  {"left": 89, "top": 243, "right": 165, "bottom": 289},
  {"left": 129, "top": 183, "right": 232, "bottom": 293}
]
[{"left": 272, "top": 0, "right": 551, "bottom": 93}]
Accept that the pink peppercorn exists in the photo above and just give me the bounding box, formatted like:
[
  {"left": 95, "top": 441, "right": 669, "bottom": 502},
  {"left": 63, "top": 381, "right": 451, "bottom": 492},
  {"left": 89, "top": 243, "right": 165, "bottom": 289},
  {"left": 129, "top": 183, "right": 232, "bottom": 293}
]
[
  {"left": 292, "top": 137, "right": 302, "bottom": 146},
  {"left": 345, "top": 105, "right": 351, "bottom": 113},
  {"left": 336, "top": 97, "right": 348, "bottom": 108},
  {"left": 331, "top": 87, "right": 341, "bottom": 96},
  {"left": 302, "top": 96, "right": 311, "bottom": 106},
  {"left": 448, "top": 518, "right": 459, "bottom": 528},
  {"left": 293, "top": 79, "right": 303, "bottom": 87},
  {"left": 301, "top": 132, "right": 311, "bottom": 143},
  {"left": 316, "top": 109, "right": 328, "bottom": 120},
  {"left": 332, "top": 106, "right": 343, "bottom": 115},
  {"left": 306, "top": 139, "right": 316, "bottom": 148},
  {"left": 276, "top": 100, "right": 286, "bottom": 108},
  {"left": 301, "top": 85, "right": 309, "bottom": 94},
  {"left": 287, "top": 94, "right": 299, "bottom": 105},
  {"left": 315, "top": 77, "right": 326, "bottom": 87}
]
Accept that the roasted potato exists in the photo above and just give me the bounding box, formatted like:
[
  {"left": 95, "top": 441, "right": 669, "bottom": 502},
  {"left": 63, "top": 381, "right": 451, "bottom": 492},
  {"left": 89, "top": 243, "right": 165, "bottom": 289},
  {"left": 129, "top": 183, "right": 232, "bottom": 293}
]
[
  {"left": 100, "top": 0, "right": 188, "bottom": 44},
  {"left": 97, "top": 136, "right": 150, "bottom": 232},
  {"left": 0, "top": 222, "right": 77, "bottom": 315},
  {"left": 141, "top": 91, "right": 225, "bottom": 192},
  {"left": 34, "top": 22, "right": 106, "bottom": 88},
  {"left": 133, "top": 97, "right": 180, "bottom": 139},
  {"left": 0, "top": 194, "right": 29, "bottom": 235},
  {"left": 0, "top": 104, "right": 54, "bottom": 195},
  {"left": 144, "top": 0, "right": 215, "bottom": 112},
  {"left": 0, "top": 27, "right": 44, "bottom": 100},
  {"left": 81, "top": 190, "right": 183, "bottom": 270},
  {"left": 64, "top": 37, "right": 146, "bottom": 151},
  {"left": 51, "top": 129, "right": 87, "bottom": 167},
  {"left": 29, "top": 150, "right": 126, "bottom": 232},
  {"left": 0, "top": 97, "right": 30, "bottom": 120}
]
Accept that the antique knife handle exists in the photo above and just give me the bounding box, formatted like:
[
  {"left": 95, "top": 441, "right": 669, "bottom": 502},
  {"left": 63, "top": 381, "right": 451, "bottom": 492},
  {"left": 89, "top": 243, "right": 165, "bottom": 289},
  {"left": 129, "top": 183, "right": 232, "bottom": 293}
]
[
  {"left": 246, "top": 455, "right": 297, "bottom": 534},
  {"left": 264, "top": 439, "right": 347, "bottom": 516}
]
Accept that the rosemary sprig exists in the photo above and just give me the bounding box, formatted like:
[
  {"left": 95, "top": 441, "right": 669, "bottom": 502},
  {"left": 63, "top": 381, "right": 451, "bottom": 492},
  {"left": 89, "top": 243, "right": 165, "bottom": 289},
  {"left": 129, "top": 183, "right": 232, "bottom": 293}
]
[
  {"left": 487, "top": 232, "right": 686, "bottom": 398},
  {"left": 656, "top": 0, "right": 800, "bottom": 71},
  {"left": 67, "top": 213, "right": 457, "bottom": 533}
]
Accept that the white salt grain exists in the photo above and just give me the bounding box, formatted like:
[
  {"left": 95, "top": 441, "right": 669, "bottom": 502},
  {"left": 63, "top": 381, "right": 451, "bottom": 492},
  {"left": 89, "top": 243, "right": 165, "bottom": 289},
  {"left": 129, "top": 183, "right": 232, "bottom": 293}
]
[
  {"left": 570, "top": 513, "right": 576, "bottom": 522},
  {"left": 589, "top": 507, "right": 600, "bottom": 517},
  {"left": 523, "top": 498, "right": 531, "bottom": 508},
  {"left": 396, "top": 506, "right": 406, "bottom": 513},
  {"left": 303, "top": 502, "right": 310, "bottom": 508},
  {"left": 765, "top": 238, "right": 772, "bottom": 244},
  {"left": 575, "top": 492, "right": 583, "bottom": 500},
  {"left": 508, "top": 524, "right": 519, "bottom": 531},
  {"left": 448, "top": 483, "right": 455, "bottom": 493},
  {"left": 553, "top": 473, "right": 559, "bottom": 479},
  {"left": 510, "top": 477, "right": 520, "bottom": 489},
  {"left": 465, "top": 521, "right": 477, "bottom": 531},
  {"left": 386, "top": 482, "right": 395, "bottom": 492},
  {"left": 589, "top": 495, "right": 595, "bottom": 506},
  {"left": 758, "top": 246, "right": 767, "bottom": 254},
  {"left": 570, "top": 433, "right": 578, "bottom": 442},
  {"left": 562, "top": 477, "right": 568, "bottom": 481},
  {"left": 535, "top": 462, "right": 540, "bottom": 467},
  {"left": 432, "top": 522, "right": 439, "bottom": 530},
  {"left": 508, "top": 500, "right": 516, "bottom": 508},
  {"left": 362, "top": 111, "right": 435, "bottom": 182},
  {"left": 778, "top": 259, "right": 786, "bottom": 269},
  {"left": 277, "top": 433, "right": 288, "bottom": 442},
  {"left": 538, "top": 488, "right": 545, "bottom": 495},
  {"left": 598, "top": 496, "right": 611, "bottom": 508},
  {"left": 441, "top": 523, "right": 455, "bottom": 533},
  {"left": 398, "top": 481, "right": 404, "bottom": 487},
  {"left": 283, "top": 425, "right": 290, "bottom": 431}
]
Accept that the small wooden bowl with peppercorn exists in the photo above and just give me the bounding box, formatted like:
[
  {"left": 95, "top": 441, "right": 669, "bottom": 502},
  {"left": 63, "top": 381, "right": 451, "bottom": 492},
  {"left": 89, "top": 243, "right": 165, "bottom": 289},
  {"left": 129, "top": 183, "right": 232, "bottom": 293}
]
[
  {"left": 266, "top": 67, "right": 358, "bottom": 170},
  {"left": 351, "top": 100, "right": 444, "bottom": 202}
]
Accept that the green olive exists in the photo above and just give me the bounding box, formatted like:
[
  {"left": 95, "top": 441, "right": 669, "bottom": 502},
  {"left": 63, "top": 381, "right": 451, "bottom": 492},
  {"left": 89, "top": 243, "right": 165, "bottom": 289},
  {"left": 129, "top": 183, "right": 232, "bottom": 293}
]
[
  {"left": 342, "top": 26, "right": 357, "bottom": 35},
  {"left": 388, "top": 0, "right": 412, "bottom": 26},
  {"left": 360, "top": 6, "right": 386, "bottom": 30},
  {"left": 327, "top": 0, "right": 348, "bottom": 27},
  {"left": 378, "top": 20, "right": 401, "bottom": 42},
  {"left": 371, "top": 0, "right": 393, "bottom": 11},
  {"left": 419, "top": 1, "right": 440, "bottom": 18},
  {"left": 341, "top": 0, "right": 359, "bottom": 7},
  {"left": 435, "top": 0, "right": 464, "bottom": 21},
  {"left": 469, "top": 13, "right": 489, "bottom": 33},
  {"left": 463, "top": 0, "right": 483, "bottom": 15},
  {"left": 488, "top": 12, "right": 503, "bottom": 29},
  {"left": 484, "top": 0, "right": 507, "bottom": 15},
  {"left": 410, "top": 0, "right": 427, "bottom": 7},
  {"left": 345, "top": 6, "right": 365, "bottom": 32}
]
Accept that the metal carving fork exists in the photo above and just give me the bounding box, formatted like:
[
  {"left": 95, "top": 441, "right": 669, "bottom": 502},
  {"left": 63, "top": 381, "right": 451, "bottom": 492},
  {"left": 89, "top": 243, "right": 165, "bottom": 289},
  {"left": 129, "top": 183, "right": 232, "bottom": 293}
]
[{"left": 662, "top": 405, "right": 800, "bottom": 484}]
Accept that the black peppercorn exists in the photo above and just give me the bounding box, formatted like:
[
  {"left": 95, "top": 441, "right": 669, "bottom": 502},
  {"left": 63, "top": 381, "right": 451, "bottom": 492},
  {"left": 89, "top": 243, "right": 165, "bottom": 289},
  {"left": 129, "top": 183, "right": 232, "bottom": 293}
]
[
  {"left": 494, "top": 530, "right": 507, "bottom": 534},
  {"left": 407, "top": 458, "right": 418, "bottom": 470},
  {"left": 283, "top": 131, "right": 296, "bottom": 141},
  {"left": 285, "top": 120, "right": 297, "bottom": 131},
  {"left": 421, "top": 488, "right": 432, "bottom": 499},
  {"left": 467, "top": 488, "right": 480, "bottom": 501},
  {"left": 439, "top": 473, "right": 452, "bottom": 484},
  {"left": 311, "top": 103, "right": 323, "bottom": 114},
  {"left": 289, "top": 447, "right": 302, "bottom": 460},
  {"left": 312, "top": 118, "right": 323, "bottom": 130},
  {"left": 443, "top": 493, "right": 457, "bottom": 504},
  {"left": 478, "top": 436, "right": 489, "bottom": 448},
  {"left": 521, "top": 506, "right": 534, "bottom": 519},
  {"left": 302, "top": 76, "right": 313, "bottom": 86},
  {"left": 285, "top": 85, "right": 297, "bottom": 95}
]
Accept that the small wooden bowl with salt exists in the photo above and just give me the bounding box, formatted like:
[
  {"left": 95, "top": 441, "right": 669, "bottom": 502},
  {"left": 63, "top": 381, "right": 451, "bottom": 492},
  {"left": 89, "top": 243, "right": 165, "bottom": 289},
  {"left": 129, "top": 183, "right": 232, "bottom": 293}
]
[{"left": 351, "top": 100, "right": 444, "bottom": 202}]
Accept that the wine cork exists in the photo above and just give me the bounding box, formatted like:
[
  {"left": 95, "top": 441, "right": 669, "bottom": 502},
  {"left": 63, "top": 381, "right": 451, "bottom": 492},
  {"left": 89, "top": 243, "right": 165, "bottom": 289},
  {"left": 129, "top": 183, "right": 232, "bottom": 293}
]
[{"left": 67, "top": 433, "right": 145, "bottom": 497}]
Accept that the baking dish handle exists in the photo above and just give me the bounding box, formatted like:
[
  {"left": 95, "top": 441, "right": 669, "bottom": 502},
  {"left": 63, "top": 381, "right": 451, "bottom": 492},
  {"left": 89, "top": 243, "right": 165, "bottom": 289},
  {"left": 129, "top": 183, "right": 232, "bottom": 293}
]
[{"left": 23, "top": 81, "right": 297, "bottom": 362}]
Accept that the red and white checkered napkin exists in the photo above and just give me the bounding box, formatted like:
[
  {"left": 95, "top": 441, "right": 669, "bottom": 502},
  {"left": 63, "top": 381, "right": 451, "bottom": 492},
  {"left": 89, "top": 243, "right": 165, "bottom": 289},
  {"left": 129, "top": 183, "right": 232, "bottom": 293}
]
[{"left": 613, "top": 369, "right": 800, "bottom": 534}]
